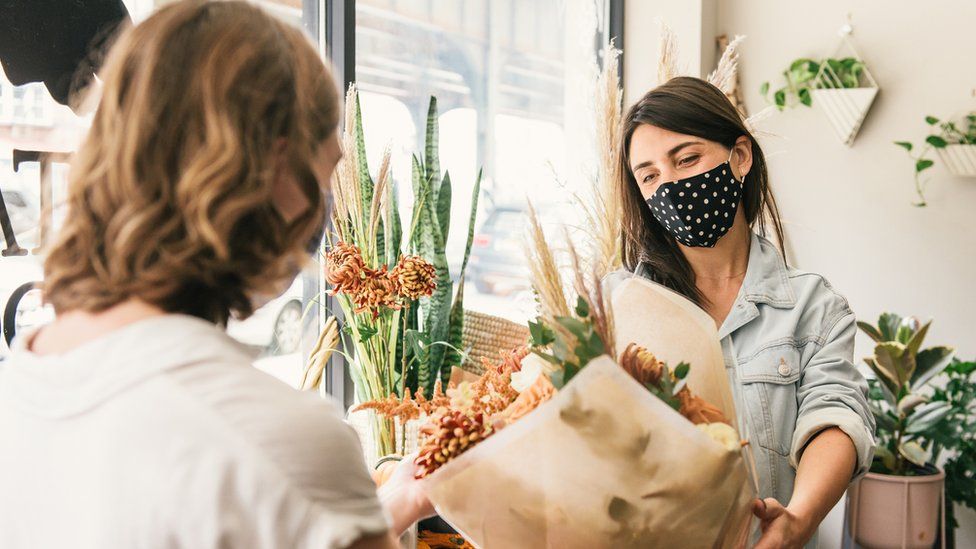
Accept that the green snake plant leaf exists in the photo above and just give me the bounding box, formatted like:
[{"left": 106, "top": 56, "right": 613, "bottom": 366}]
[
  {"left": 436, "top": 171, "right": 452, "bottom": 246},
  {"left": 385, "top": 181, "right": 402, "bottom": 269},
  {"left": 458, "top": 169, "right": 482, "bottom": 278},
  {"left": 424, "top": 96, "right": 440, "bottom": 199},
  {"left": 442, "top": 278, "right": 466, "bottom": 385},
  {"left": 353, "top": 93, "right": 374, "bottom": 216},
  {"left": 856, "top": 320, "right": 885, "bottom": 343},
  {"left": 912, "top": 346, "right": 955, "bottom": 389}
]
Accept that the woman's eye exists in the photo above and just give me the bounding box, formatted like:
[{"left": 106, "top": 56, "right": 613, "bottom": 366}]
[
  {"left": 641, "top": 174, "right": 657, "bottom": 184},
  {"left": 679, "top": 155, "right": 700, "bottom": 166}
]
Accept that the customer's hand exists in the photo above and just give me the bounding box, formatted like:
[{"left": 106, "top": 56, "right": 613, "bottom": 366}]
[
  {"left": 377, "top": 454, "right": 434, "bottom": 536},
  {"left": 752, "top": 498, "right": 815, "bottom": 549}
]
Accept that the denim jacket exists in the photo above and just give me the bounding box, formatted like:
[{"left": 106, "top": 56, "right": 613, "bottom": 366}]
[{"left": 607, "top": 232, "right": 875, "bottom": 513}]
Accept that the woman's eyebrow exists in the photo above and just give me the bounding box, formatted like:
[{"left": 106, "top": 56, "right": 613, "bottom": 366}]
[{"left": 631, "top": 140, "right": 704, "bottom": 172}]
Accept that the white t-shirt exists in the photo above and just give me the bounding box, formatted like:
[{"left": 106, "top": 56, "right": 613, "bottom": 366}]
[{"left": 0, "top": 314, "right": 388, "bottom": 548}]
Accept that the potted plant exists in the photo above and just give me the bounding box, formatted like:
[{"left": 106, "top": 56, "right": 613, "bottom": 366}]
[
  {"left": 929, "top": 358, "right": 976, "bottom": 548},
  {"left": 895, "top": 112, "right": 976, "bottom": 206},
  {"left": 760, "top": 54, "right": 879, "bottom": 146},
  {"left": 847, "top": 313, "right": 955, "bottom": 549}
]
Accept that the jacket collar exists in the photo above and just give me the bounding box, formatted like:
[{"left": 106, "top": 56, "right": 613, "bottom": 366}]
[{"left": 741, "top": 231, "right": 795, "bottom": 309}]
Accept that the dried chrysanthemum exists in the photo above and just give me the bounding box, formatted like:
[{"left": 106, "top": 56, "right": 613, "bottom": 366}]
[
  {"left": 415, "top": 409, "right": 493, "bottom": 478},
  {"left": 325, "top": 241, "right": 367, "bottom": 294},
  {"left": 391, "top": 255, "right": 437, "bottom": 300},
  {"left": 619, "top": 343, "right": 665, "bottom": 387},
  {"left": 352, "top": 266, "right": 401, "bottom": 318}
]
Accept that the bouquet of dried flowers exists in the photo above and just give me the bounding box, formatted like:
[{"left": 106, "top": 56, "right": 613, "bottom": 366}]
[{"left": 325, "top": 84, "right": 481, "bottom": 459}]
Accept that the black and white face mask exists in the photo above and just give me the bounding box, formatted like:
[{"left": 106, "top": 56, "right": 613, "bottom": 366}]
[{"left": 645, "top": 150, "right": 742, "bottom": 248}]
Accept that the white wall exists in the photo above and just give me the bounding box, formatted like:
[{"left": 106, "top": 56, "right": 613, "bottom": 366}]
[{"left": 625, "top": 0, "right": 976, "bottom": 546}]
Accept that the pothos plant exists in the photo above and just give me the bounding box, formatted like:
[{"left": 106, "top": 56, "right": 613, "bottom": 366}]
[
  {"left": 894, "top": 112, "right": 976, "bottom": 206},
  {"left": 760, "top": 57, "right": 866, "bottom": 110},
  {"left": 858, "top": 313, "right": 955, "bottom": 476}
]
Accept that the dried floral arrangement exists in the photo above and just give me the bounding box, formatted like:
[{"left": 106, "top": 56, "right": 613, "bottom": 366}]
[{"left": 322, "top": 85, "right": 482, "bottom": 458}]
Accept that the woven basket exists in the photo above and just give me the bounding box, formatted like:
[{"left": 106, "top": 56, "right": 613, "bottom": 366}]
[{"left": 460, "top": 310, "right": 530, "bottom": 375}]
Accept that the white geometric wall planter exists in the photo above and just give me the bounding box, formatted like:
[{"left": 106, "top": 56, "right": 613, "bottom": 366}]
[
  {"left": 811, "top": 87, "right": 879, "bottom": 146},
  {"left": 811, "top": 25, "right": 880, "bottom": 147},
  {"left": 936, "top": 144, "right": 976, "bottom": 177}
]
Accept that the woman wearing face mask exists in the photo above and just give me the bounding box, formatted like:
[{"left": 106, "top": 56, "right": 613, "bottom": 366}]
[
  {"left": 609, "top": 77, "right": 875, "bottom": 548},
  {"left": 0, "top": 2, "right": 430, "bottom": 548}
]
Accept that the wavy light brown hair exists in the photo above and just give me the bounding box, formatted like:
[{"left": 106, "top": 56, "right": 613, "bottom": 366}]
[
  {"left": 618, "top": 77, "right": 785, "bottom": 306},
  {"left": 43, "top": 0, "right": 338, "bottom": 325}
]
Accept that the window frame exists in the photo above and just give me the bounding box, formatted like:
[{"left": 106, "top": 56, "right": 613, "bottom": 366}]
[{"left": 313, "top": 0, "right": 623, "bottom": 410}]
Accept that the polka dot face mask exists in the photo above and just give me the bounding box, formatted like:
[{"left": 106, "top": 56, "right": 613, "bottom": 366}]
[{"left": 644, "top": 149, "right": 742, "bottom": 248}]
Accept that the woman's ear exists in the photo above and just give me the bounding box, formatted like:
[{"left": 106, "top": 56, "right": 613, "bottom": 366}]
[{"left": 733, "top": 135, "right": 753, "bottom": 180}]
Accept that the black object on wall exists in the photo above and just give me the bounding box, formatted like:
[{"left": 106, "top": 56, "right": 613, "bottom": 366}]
[{"left": 0, "top": 0, "right": 130, "bottom": 109}]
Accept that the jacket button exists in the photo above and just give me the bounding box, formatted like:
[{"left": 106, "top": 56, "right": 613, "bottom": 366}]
[{"left": 778, "top": 359, "right": 790, "bottom": 376}]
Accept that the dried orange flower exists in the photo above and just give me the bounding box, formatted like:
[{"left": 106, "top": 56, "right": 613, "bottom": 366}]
[
  {"left": 352, "top": 266, "right": 401, "bottom": 318},
  {"left": 677, "top": 387, "right": 729, "bottom": 425},
  {"left": 502, "top": 372, "right": 555, "bottom": 422},
  {"left": 619, "top": 343, "right": 665, "bottom": 387},
  {"left": 391, "top": 255, "right": 437, "bottom": 300},
  {"left": 415, "top": 409, "right": 493, "bottom": 478},
  {"left": 325, "top": 241, "right": 366, "bottom": 294}
]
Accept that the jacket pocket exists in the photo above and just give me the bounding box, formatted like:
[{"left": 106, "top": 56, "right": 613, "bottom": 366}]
[{"left": 736, "top": 343, "right": 801, "bottom": 458}]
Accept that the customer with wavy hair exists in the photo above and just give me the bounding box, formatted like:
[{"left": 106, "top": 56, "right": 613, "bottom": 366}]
[{"left": 0, "top": 2, "right": 429, "bottom": 547}]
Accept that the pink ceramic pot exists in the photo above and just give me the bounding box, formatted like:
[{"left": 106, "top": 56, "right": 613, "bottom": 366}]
[{"left": 847, "top": 468, "right": 945, "bottom": 549}]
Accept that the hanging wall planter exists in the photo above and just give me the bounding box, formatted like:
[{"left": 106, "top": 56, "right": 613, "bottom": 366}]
[
  {"left": 937, "top": 143, "right": 976, "bottom": 176},
  {"left": 895, "top": 111, "right": 976, "bottom": 205},
  {"left": 759, "top": 20, "right": 879, "bottom": 146}
]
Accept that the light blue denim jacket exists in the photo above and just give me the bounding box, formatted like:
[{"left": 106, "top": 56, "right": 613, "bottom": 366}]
[{"left": 609, "top": 232, "right": 875, "bottom": 514}]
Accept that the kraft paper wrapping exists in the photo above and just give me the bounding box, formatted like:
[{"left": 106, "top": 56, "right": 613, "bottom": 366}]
[
  {"left": 423, "top": 277, "right": 757, "bottom": 547},
  {"left": 425, "top": 358, "right": 755, "bottom": 548},
  {"left": 611, "top": 276, "right": 737, "bottom": 423}
]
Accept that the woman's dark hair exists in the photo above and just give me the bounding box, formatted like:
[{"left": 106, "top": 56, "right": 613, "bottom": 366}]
[{"left": 617, "top": 76, "right": 785, "bottom": 306}]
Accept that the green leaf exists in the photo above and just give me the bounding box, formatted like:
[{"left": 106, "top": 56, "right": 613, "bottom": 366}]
[
  {"left": 798, "top": 87, "right": 812, "bottom": 107},
  {"left": 442, "top": 280, "right": 466, "bottom": 385},
  {"left": 435, "top": 171, "right": 452, "bottom": 246},
  {"left": 673, "top": 362, "right": 690, "bottom": 380},
  {"left": 926, "top": 135, "right": 948, "bottom": 148},
  {"left": 358, "top": 323, "right": 379, "bottom": 344},
  {"left": 555, "top": 316, "right": 590, "bottom": 340},
  {"left": 353, "top": 94, "right": 375, "bottom": 218},
  {"left": 759, "top": 81, "right": 770, "bottom": 96},
  {"left": 899, "top": 440, "right": 932, "bottom": 467},
  {"left": 875, "top": 445, "right": 897, "bottom": 472},
  {"left": 385, "top": 181, "right": 403, "bottom": 268},
  {"left": 865, "top": 358, "right": 900, "bottom": 400},
  {"left": 894, "top": 141, "right": 913, "bottom": 152},
  {"left": 773, "top": 89, "right": 786, "bottom": 109},
  {"left": 925, "top": 116, "right": 940, "bottom": 125},
  {"left": 857, "top": 320, "right": 885, "bottom": 342},
  {"left": 424, "top": 96, "right": 440, "bottom": 197},
  {"left": 457, "top": 169, "right": 482, "bottom": 278},
  {"left": 528, "top": 320, "right": 556, "bottom": 347},
  {"left": 912, "top": 346, "right": 955, "bottom": 389},
  {"left": 874, "top": 341, "right": 912, "bottom": 387},
  {"left": 575, "top": 296, "right": 590, "bottom": 318},
  {"left": 879, "top": 313, "right": 903, "bottom": 341},
  {"left": 904, "top": 319, "right": 931, "bottom": 357},
  {"left": 906, "top": 401, "right": 952, "bottom": 434},
  {"left": 947, "top": 360, "right": 976, "bottom": 376}
]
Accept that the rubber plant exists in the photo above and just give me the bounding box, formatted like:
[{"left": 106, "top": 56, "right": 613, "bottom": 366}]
[
  {"left": 760, "top": 57, "right": 865, "bottom": 110},
  {"left": 895, "top": 112, "right": 976, "bottom": 207},
  {"left": 858, "top": 313, "right": 955, "bottom": 476}
]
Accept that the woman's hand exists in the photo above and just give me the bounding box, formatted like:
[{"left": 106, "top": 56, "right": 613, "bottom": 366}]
[
  {"left": 752, "top": 498, "right": 815, "bottom": 549},
  {"left": 376, "top": 454, "right": 435, "bottom": 536}
]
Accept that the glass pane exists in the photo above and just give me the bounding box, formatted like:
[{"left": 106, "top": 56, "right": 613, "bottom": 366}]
[
  {"left": 0, "top": 1, "right": 325, "bottom": 391},
  {"left": 356, "top": 0, "right": 610, "bottom": 325},
  {"left": 0, "top": 59, "right": 86, "bottom": 358}
]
